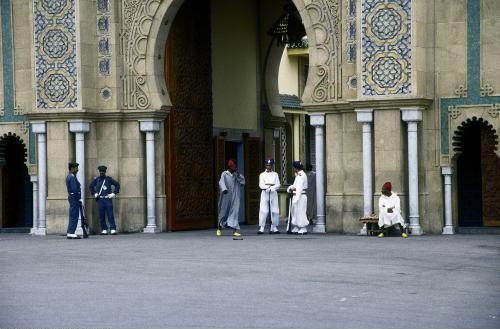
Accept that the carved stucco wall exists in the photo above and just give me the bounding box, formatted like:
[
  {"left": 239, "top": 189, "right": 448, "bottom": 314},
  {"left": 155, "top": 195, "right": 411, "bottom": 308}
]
[
  {"left": 119, "top": 0, "right": 342, "bottom": 111},
  {"left": 297, "top": 0, "right": 342, "bottom": 105}
]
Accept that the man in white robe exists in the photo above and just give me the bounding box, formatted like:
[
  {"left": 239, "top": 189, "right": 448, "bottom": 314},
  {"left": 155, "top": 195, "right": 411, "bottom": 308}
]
[
  {"left": 287, "top": 160, "right": 309, "bottom": 234},
  {"left": 217, "top": 159, "right": 245, "bottom": 238},
  {"left": 258, "top": 158, "right": 281, "bottom": 234},
  {"left": 378, "top": 181, "right": 408, "bottom": 238}
]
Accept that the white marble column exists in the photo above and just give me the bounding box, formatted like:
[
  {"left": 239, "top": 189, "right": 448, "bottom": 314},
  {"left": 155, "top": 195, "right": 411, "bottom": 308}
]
[
  {"left": 140, "top": 120, "right": 161, "bottom": 233},
  {"left": 401, "top": 107, "right": 423, "bottom": 235},
  {"left": 31, "top": 122, "right": 47, "bottom": 235},
  {"left": 30, "top": 175, "right": 38, "bottom": 235},
  {"left": 310, "top": 114, "right": 326, "bottom": 233},
  {"left": 69, "top": 121, "right": 91, "bottom": 234},
  {"left": 355, "top": 109, "right": 374, "bottom": 235},
  {"left": 441, "top": 166, "right": 455, "bottom": 234}
]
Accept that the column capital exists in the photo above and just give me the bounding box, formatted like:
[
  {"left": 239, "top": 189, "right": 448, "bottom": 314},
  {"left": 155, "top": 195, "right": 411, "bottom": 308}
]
[
  {"left": 355, "top": 109, "right": 373, "bottom": 123},
  {"left": 400, "top": 107, "right": 423, "bottom": 122},
  {"left": 309, "top": 113, "right": 325, "bottom": 126},
  {"left": 441, "top": 166, "right": 454, "bottom": 176},
  {"left": 31, "top": 121, "right": 46, "bottom": 134},
  {"left": 139, "top": 120, "right": 161, "bottom": 132},
  {"left": 68, "top": 120, "right": 91, "bottom": 133}
]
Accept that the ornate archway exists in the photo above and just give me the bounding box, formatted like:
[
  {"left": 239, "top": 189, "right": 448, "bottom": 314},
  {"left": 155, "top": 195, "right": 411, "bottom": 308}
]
[
  {"left": 453, "top": 117, "right": 500, "bottom": 227},
  {"left": 143, "top": 0, "right": 341, "bottom": 110}
]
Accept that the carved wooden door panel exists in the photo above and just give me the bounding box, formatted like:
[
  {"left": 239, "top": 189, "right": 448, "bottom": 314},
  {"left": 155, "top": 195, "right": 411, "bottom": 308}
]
[
  {"left": 244, "top": 136, "right": 261, "bottom": 224},
  {"left": 481, "top": 128, "right": 500, "bottom": 227},
  {"left": 165, "top": 0, "right": 214, "bottom": 230}
]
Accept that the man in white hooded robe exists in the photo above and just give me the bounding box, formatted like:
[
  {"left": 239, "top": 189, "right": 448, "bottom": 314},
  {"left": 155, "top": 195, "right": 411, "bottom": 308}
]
[{"left": 217, "top": 159, "right": 245, "bottom": 238}]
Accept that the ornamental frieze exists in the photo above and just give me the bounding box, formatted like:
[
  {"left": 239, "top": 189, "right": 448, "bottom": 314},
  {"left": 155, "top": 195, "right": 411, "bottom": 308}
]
[
  {"left": 120, "top": 0, "right": 161, "bottom": 110},
  {"left": 305, "top": 0, "right": 341, "bottom": 103}
]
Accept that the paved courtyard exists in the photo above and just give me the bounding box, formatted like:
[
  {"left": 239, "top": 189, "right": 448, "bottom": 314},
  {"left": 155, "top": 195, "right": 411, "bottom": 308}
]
[{"left": 0, "top": 227, "right": 499, "bottom": 329}]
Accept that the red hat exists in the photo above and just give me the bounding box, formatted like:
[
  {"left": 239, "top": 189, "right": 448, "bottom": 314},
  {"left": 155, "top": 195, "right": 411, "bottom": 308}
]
[
  {"left": 382, "top": 182, "right": 392, "bottom": 191},
  {"left": 227, "top": 159, "right": 237, "bottom": 170}
]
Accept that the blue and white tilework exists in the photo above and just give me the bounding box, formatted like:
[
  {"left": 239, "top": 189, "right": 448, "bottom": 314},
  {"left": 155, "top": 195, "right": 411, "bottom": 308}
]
[
  {"left": 346, "top": 0, "right": 357, "bottom": 63},
  {"left": 34, "top": 0, "right": 78, "bottom": 109},
  {"left": 97, "top": 0, "right": 111, "bottom": 76},
  {"left": 361, "top": 0, "right": 412, "bottom": 96}
]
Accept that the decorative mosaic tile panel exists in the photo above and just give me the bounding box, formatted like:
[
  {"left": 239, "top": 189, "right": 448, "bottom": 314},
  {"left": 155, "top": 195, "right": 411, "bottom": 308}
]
[
  {"left": 33, "top": 0, "right": 78, "bottom": 109},
  {"left": 361, "top": 0, "right": 412, "bottom": 96},
  {"left": 346, "top": 0, "right": 357, "bottom": 63},
  {"left": 97, "top": 0, "right": 111, "bottom": 76}
]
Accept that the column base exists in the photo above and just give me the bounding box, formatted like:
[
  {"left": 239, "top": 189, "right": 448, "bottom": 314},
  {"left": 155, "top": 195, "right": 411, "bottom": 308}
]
[
  {"left": 442, "top": 226, "right": 455, "bottom": 235},
  {"left": 358, "top": 224, "right": 367, "bottom": 236},
  {"left": 143, "top": 225, "right": 159, "bottom": 233},
  {"left": 33, "top": 228, "right": 47, "bottom": 236},
  {"left": 312, "top": 223, "right": 326, "bottom": 233},
  {"left": 409, "top": 224, "right": 424, "bottom": 235}
]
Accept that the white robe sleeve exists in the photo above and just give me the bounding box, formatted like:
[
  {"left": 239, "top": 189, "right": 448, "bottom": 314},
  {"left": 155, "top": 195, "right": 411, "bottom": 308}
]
[
  {"left": 271, "top": 172, "right": 281, "bottom": 191},
  {"left": 219, "top": 172, "right": 228, "bottom": 193},
  {"left": 259, "top": 172, "right": 267, "bottom": 190}
]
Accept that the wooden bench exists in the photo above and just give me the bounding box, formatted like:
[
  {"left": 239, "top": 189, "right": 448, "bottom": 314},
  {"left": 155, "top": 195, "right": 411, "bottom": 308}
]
[{"left": 360, "top": 216, "right": 382, "bottom": 236}]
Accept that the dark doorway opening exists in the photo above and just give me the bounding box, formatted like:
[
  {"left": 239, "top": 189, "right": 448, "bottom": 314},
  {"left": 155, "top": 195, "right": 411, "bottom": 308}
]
[
  {"left": 0, "top": 133, "right": 32, "bottom": 229},
  {"left": 455, "top": 118, "right": 500, "bottom": 227}
]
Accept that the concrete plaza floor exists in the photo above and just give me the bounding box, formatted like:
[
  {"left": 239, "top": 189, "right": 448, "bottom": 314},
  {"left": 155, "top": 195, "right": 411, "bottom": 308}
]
[{"left": 0, "top": 227, "right": 499, "bottom": 329}]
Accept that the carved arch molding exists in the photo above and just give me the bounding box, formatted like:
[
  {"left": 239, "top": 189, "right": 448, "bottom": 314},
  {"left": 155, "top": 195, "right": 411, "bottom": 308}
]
[
  {"left": 448, "top": 105, "right": 500, "bottom": 159},
  {"left": 120, "top": 0, "right": 341, "bottom": 110}
]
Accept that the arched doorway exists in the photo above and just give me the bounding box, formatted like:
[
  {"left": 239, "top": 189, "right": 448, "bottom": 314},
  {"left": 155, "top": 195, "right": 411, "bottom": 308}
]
[
  {"left": 0, "top": 133, "right": 32, "bottom": 230},
  {"left": 454, "top": 117, "right": 500, "bottom": 227},
  {"left": 151, "top": 0, "right": 315, "bottom": 230}
]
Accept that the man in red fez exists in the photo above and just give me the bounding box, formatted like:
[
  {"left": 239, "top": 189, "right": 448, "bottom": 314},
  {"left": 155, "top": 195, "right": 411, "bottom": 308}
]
[
  {"left": 378, "top": 181, "right": 407, "bottom": 238},
  {"left": 217, "top": 159, "right": 245, "bottom": 239}
]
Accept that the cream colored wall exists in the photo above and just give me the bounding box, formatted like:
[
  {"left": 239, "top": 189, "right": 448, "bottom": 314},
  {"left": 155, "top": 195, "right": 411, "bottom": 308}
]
[
  {"left": 278, "top": 51, "right": 299, "bottom": 96},
  {"left": 211, "top": 0, "right": 258, "bottom": 131},
  {"left": 12, "top": 0, "right": 33, "bottom": 116},
  {"left": 414, "top": 0, "right": 435, "bottom": 98},
  {"left": 325, "top": 112, "right": 363, "bottom": 233},
  {"left": 435, "top": 0, "right": 467, "bottom": 97},
  {"left": 481, "top": 0, "right": 500, "bottom": 92}
]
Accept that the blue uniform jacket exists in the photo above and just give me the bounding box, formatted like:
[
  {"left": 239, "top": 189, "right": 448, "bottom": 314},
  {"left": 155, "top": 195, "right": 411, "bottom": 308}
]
[
  {"left": 66, "top": 173, "right": 81, "bottom": 200},
  {"left": 89, "top": 175, "right": 120, "bottom": 197}
]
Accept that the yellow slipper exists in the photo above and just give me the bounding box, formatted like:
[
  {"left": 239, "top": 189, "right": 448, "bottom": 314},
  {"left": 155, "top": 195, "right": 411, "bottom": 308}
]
[
  {"left": 216, "top": 229, "right": 222, "bottom": 236},
  {"left": 401, "top": 232, "right": 408, "bottom": 238},
  {"left": 377, "top": 232, "right": 384, "bottom": 238}
]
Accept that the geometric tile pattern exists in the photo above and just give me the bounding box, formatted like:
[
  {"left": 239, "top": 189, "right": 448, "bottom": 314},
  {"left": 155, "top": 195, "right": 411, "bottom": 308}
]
[
  {"left": 361, "top": 0, "right": 412, "bottom": 96},
  {"left": 346, "top": 0, "right": 357, "bottom": 64},
  {"left": 33, "top": 0, "right": 78, "bottom": 109},
  {"left": 97, "top": 0, "right": 111, "bottom": 76}
]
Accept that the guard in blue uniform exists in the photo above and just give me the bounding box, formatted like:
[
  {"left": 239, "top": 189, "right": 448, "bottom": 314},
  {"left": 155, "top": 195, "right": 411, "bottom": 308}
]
[
  {"left": 66, "top": 162, "right": 82, "bottom": 239},
  {"left": 89, "top": 165, "right": 120, "bottom": 235}
]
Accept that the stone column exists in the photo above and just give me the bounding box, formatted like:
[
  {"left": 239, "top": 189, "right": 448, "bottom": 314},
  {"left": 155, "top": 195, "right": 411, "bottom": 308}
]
[
  {"left": 140, "top": 120, "right": 161, "bottom": 233},
  {"left": 31, "top": 122, "right": 47, "bottom": 235},
  {"left": 401, "top": 107, "right": 423, "bottom": 235},
  {"left": 310, "top": 114, "right": 326, "bottom": 233},
  {"left": 68, "top": 121, "right": 91, "bottom": 234},
  {"left": 441, "top": 166, "right": 455, "bottom": 235},
  {"left": 355, "top": 109, "right": 374, "bottom": 235},
  {"left": 30, "top": 175, "right": 38, "bottom": 235}
]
